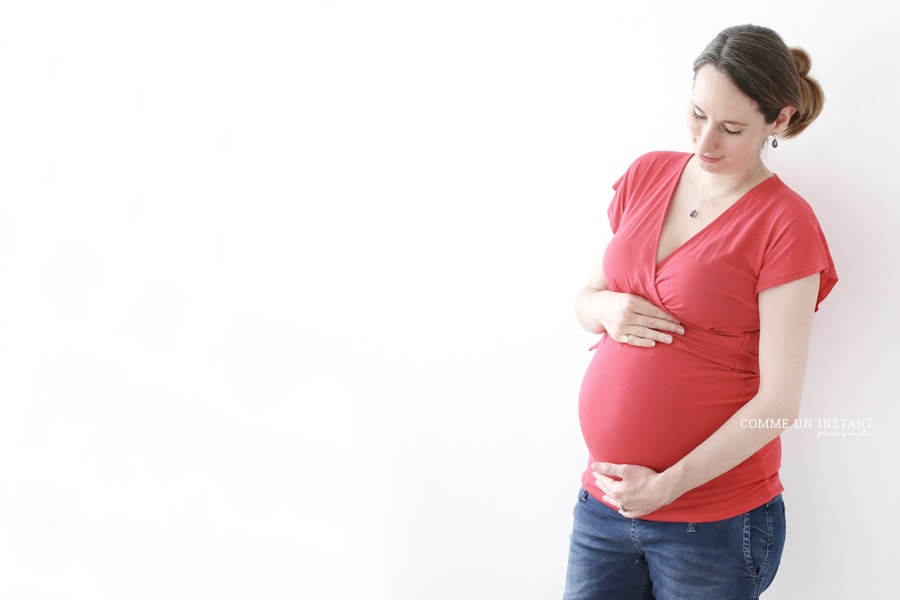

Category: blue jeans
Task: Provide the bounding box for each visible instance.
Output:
[563,488,785,600]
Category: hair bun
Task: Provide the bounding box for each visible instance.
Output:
[784,46,824,137]
[789,47,812,77]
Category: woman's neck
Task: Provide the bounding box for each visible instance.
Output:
[693,158,770,199]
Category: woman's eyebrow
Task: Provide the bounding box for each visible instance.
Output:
[691,102,749,127]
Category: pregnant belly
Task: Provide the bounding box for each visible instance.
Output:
[578,335,759,471]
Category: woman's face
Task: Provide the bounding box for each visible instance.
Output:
[687,65,782,176]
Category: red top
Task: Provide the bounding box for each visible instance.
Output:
[579,151,838,522]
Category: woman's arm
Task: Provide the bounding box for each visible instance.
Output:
[594,273,821,516]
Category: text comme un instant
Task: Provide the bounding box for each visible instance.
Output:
[740,418,874,430]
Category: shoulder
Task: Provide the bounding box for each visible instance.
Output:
[626,151,692,174]
[756,176,822,224]
[614,151,691,191]
[748,176,832,259]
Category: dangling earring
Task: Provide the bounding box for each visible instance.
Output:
[771,136,779,149]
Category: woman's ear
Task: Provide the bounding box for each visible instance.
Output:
[771,106,798,135]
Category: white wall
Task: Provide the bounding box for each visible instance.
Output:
[1,1,896,598]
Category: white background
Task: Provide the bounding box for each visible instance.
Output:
[1,1,897,598]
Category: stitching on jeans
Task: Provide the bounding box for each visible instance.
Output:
[756,502,774,597]
[759,502,774,590]
[749,504,772,599]
[742,512,755,578]
[630,519,643,552]
[743,502,777,599]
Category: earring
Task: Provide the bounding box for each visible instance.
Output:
[771,136,779,148]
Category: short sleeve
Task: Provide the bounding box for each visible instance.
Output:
[755,199,838,311]
[606,151,686,234]
[606,169,632,234]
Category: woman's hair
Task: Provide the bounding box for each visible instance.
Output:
[693,24,824,138]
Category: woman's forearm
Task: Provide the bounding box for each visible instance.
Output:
[660,274,818,503]
[660,390,800,502]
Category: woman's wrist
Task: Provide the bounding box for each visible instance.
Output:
[657,463,688,506]
[577,288,610,334]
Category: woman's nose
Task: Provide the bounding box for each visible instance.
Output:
[696,126,718,153]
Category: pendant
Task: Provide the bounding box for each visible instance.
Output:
[689,209,698,218]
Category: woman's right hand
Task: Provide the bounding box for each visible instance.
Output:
[584,290,684,348]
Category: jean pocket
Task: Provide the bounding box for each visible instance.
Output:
[741,495,786,582]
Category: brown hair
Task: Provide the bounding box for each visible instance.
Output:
[693,24,824,138]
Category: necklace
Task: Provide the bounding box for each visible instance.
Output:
[689,166,768,218]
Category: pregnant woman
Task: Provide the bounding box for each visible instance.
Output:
[563,24,838,600]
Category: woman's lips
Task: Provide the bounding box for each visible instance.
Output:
[699,154,721,164]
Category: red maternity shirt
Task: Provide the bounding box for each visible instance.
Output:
[579,151,837,522]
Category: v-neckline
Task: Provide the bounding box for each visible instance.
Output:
[654,155,774,269]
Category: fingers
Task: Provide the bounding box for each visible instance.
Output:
[594,465,634,515]
[592,462,625,478]
[613,296,685,346]
[645,316,685,335]
[601,494,627,510]
[599,292,685,347]
[618,328,663,347]
[635,309,684,337]
[616,316,685,347]
[629,297,681,326]
[617,325,679,347]
[593,463,664,518]
[599,480,639,517]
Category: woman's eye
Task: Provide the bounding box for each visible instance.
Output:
[692,110,741,135]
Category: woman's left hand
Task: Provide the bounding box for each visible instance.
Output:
[592,462,677,519]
